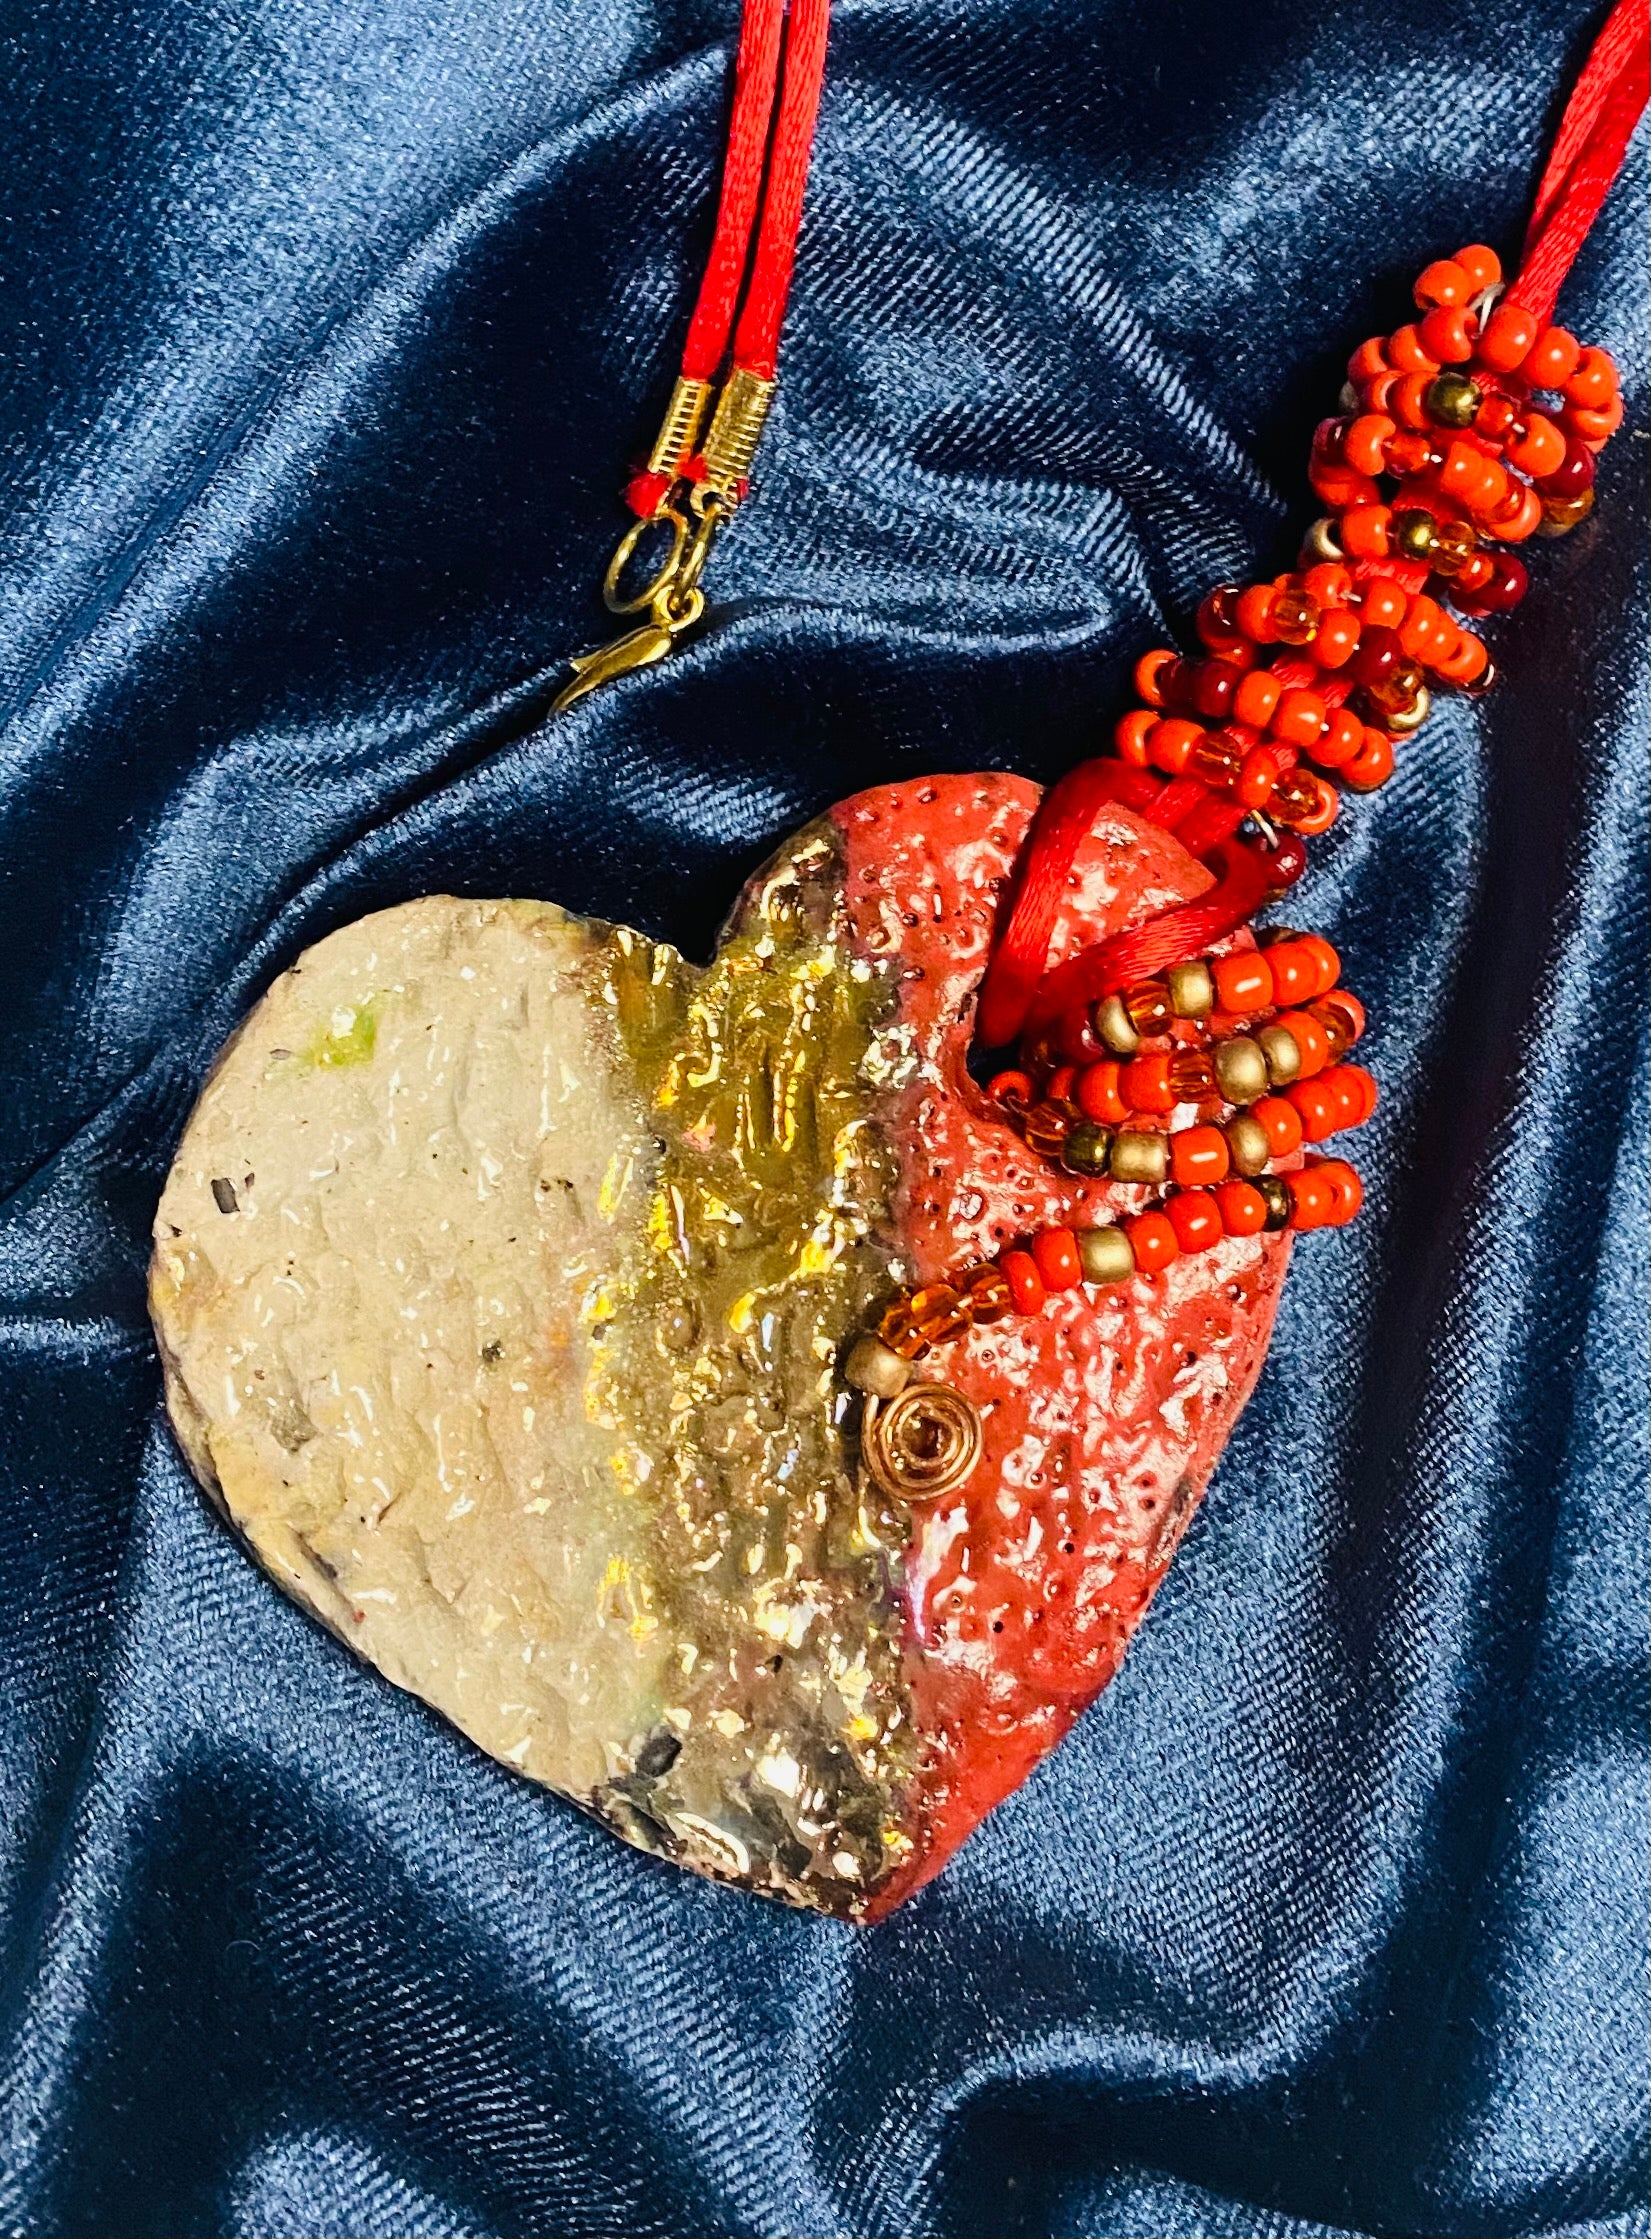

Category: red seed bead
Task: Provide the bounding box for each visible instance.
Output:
[1344,413,1395,474]
[1236,585,1280,643]
[1523,326,1581,389]
[1056,1006,1104,1064]
[1191,659,1244,719]
[1419,305,1475,364]
[1272,687,1327,750]
[1339,1063,1379,1124]
[1284,1076,1342,1142]
[1254,1095,1305,1158]
[1166,1190,1223,1254]
[1115,708,1157,765]
[1196,586,1248,657]
[1215,1178,1269,1237]
[1213,951,1274,1014]
[1505,412,1566,479]
[1478,301,1539,372]
[1265,941,1319,1007]
[1047,1063,1079,1104]
[1349,336,1391,383]
[1565,394,1624,444]
[1076,1061,1128,1126]
[1341,504,1391,559]
[1031,1226,1083,1292]
[1539,436,1596,499]
[1148,717,1205,776]
[1135,649,1176,706]
[1234,669,1283,729]
[1126,1210,1179,1276]
[1343,730,1396,791]
[1297,933,1340,994]
[1414,258,1471,309]
[1287,1166,1339,1230]
[1454,243,1502,291]
[989,1069,1033,1109]
[1171,1124,1231,1188]
[1313,706,1364,768]
[1236,744,1288,809]
[1361,577,1410,629]
[1001,1249,1046,1316]
[1351,623,1404,689]
[1303,561,1353,608]
[1311,1157,1365,1225]
[1122,1053,1176,1114]
[1314,609,1361,668]
[1389,323,1440,373]
[1564,346,1618,409]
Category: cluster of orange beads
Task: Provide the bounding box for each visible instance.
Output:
[1112,241,1622,834]
[848,247,1622,1393]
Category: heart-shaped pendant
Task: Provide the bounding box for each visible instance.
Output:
[151,774,1286,1917]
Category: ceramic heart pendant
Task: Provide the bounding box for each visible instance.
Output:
[150,774,1290,1917]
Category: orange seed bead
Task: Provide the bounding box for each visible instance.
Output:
[1264,941,1319,1007]
[1213,951,1274,1014]
[1278,1009,1331,1076]
[1254,1095,1305,1158]
[1115,708,1157,765]
[1478,301,1539,372]
[1000,1250,1046,1316]
[1414,258,1470,309]
[1170,1124,1231,1188]
[1167,1191,1224,1254]
[1121,1053,1175,1114]
[1215,1178,1269,1236]
[1453,243,1502,291]
[1076,1062,1128,1125]
[1284,1077,1342,1142]
[1126,1210,1179,1276]
[1234,669,1284,728]
[1287,1167,1339,1230]
[1030,1227,1083,1293]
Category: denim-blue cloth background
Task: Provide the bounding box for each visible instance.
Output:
[0,0,1645,2230]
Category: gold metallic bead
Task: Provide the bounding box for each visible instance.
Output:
[1077,1224,1136,1284]
[1224,1111,1272,1176]
[1256,1174,1293,1231]
[1257,1023,1302,1086]
[1092,995,1140,1056]
[1392,507,1436,560]
[1385,684,1431,735]
[1109,1129,1169,1185]
[844,1334,912,1399]
[1303,515,1345,563]
[1166,960,1215,1019]
[1062,1120,1114,1177]
[1425,371,1482,429]
[1212,1034,1269,1105]
[861,1382,983,1501]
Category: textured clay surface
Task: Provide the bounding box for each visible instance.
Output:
[151,773,1287,1916]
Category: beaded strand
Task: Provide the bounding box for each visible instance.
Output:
[846,241,1624,1419]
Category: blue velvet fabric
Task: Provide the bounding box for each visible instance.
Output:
[0,0,1645,2231]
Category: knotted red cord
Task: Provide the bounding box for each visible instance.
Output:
[1510,0,1649,330]
[626,0,831,515]
[975,3,1646,1053]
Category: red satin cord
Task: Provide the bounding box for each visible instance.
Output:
[680,0,785,384]
[1510,0,1649,330]
[976,3,1645,1054]
[734,0,832,380]
[1021,839,1282,1035]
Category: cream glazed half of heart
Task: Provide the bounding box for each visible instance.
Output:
[151,773,1287,1919]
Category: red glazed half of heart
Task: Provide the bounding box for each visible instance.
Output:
[828,773,1288,1919]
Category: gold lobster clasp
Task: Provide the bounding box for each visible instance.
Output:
[554,489,728,714]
